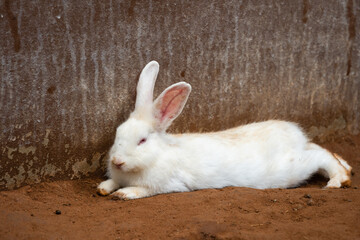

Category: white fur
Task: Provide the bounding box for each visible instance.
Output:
[97,61,352,199]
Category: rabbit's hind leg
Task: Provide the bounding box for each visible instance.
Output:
[305,143,351,189]
[326,153,352,188]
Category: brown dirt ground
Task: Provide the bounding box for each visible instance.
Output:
[1,135,360,240]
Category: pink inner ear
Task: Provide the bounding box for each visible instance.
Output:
[159,87,186,122]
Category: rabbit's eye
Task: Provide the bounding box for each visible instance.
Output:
[138,138,147,145]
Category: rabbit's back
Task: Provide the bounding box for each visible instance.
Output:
[167,120,310,189]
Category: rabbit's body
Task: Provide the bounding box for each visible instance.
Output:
[97,61,352,200]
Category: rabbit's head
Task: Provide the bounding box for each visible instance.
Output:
[109,61,191,173]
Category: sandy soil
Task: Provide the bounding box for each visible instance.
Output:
[0,135,359,240]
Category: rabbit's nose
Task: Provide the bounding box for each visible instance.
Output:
[111,157,125,169]
[113,162,124,169]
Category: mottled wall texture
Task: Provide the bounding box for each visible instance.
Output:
[1,0,359,190]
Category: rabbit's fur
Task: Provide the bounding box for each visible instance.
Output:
[97,61,352,200]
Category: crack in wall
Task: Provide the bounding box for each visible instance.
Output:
[4,0,21,52]
[346,0,356,76]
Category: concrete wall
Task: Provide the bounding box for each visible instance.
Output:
[1,0,359,190]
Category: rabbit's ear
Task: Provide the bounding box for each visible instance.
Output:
[135,61,159,112]
[153,82,191,132]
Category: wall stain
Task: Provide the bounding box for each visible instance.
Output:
[6,147,17,160]
[71,152,103,178]
[42,129,51,147]
[302,0,309,24]
[308,116,347,142]
[47,86,56,95]
[128,0,137,18]
[18,145,36,155]
[346,0,355,76]
[4,0,21,52]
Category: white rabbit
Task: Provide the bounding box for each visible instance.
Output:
[97,61,352,200]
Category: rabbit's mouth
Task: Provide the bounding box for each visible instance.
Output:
[112,161,142,173]
[111,161,125,170]
[112,161,125,170]
[111,156,126,170]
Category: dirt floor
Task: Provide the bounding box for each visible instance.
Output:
[0,135,359,240]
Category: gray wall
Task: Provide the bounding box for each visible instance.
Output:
[1,0,359,190]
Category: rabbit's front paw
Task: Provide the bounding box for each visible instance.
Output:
[97,188,110,196]
[97,179,119,196]
[111,187,150,200]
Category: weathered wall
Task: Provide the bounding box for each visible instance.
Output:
[1,0,359,190]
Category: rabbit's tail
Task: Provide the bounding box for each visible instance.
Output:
[304,143,352,188]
